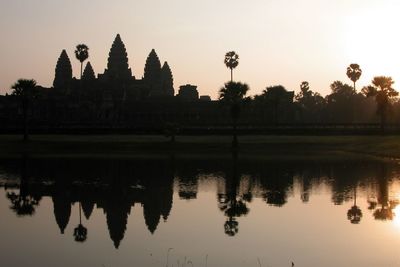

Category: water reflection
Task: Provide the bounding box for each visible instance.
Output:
[218,151,250,236]
[1,155,400,250]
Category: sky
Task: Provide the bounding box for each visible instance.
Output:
[1,0,400,99]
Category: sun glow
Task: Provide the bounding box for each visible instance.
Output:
[343,2,400,88]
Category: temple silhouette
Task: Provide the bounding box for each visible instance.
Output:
[55,34,176,99]
[3,34,400,133]
[46,34,212,124]
[0,34,301,133]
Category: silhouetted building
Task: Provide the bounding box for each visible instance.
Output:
[99,34,133,82]
[200,95,211,101]
[82,62,96,81]
[53,49,73,90]
[177,84,199,101]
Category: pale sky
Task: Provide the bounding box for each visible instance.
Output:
[1,0,399,99]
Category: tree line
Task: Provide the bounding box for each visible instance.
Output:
[220,52,399,146]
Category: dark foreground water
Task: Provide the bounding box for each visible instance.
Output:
[1,154,400,267]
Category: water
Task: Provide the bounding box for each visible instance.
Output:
[1,155,400,267]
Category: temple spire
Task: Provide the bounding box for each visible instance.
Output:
[103,34,132,81]
[161,61,174,96]
[143,49,163,96]
[82,62,96,81]
[144,49,161,84]
[53,49,72,89]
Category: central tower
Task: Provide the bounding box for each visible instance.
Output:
[102,34,133,82]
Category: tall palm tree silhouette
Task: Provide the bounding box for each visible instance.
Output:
[75,44,89,80]
[219,82,249,148]
[346,64,362,91]
[224,51,239,82]
[11,79,38,141]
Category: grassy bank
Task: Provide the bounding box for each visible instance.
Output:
[1,134,400,159]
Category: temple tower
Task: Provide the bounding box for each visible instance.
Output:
[53,49,73,89]
[161,62,174,96]
[144,49,162,94]
[102,34,132,81]
[82,62,96,81]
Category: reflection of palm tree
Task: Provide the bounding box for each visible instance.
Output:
[224,217,239,236]
[73,202,88,242]
[6,192,39,216]
[373,204,395,220]
[6,154,40,216]
[218,151,250,236]
[347,187,362,224]
[372,164,398,221]
[224,51,239,82]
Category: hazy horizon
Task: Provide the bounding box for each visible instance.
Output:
[1,0,399,99]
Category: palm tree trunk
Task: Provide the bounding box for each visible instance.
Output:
[381,109,386,135]
[22,99,28,142]
[232,118,238,148]
[79,62,83,102]
[274,102,278,126]
[230,68,233,83]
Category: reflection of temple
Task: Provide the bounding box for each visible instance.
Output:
[177,165,199,200]
[2,157,400,247]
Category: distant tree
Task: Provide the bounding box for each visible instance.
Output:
[75,44,89,80]
[346,64,362,91]
[295,81,325,123]
[261,85,291,125]
[362,76,399,133]
[298,81,311,98]
[219,82,249,148]
[329,81,355,97]
[11,79,38,141]
[224,51,239,82]
[326,81,357,123]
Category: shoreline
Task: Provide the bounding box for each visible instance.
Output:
[0,134,399,160]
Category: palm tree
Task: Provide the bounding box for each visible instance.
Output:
[219,82,249,148]
[224,51,239,82]
[346,64,362,91]
[362,76,398,133]
[75,44,89,80]
[11,79,37,141]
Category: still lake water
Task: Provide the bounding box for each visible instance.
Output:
[1,155,400,267]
